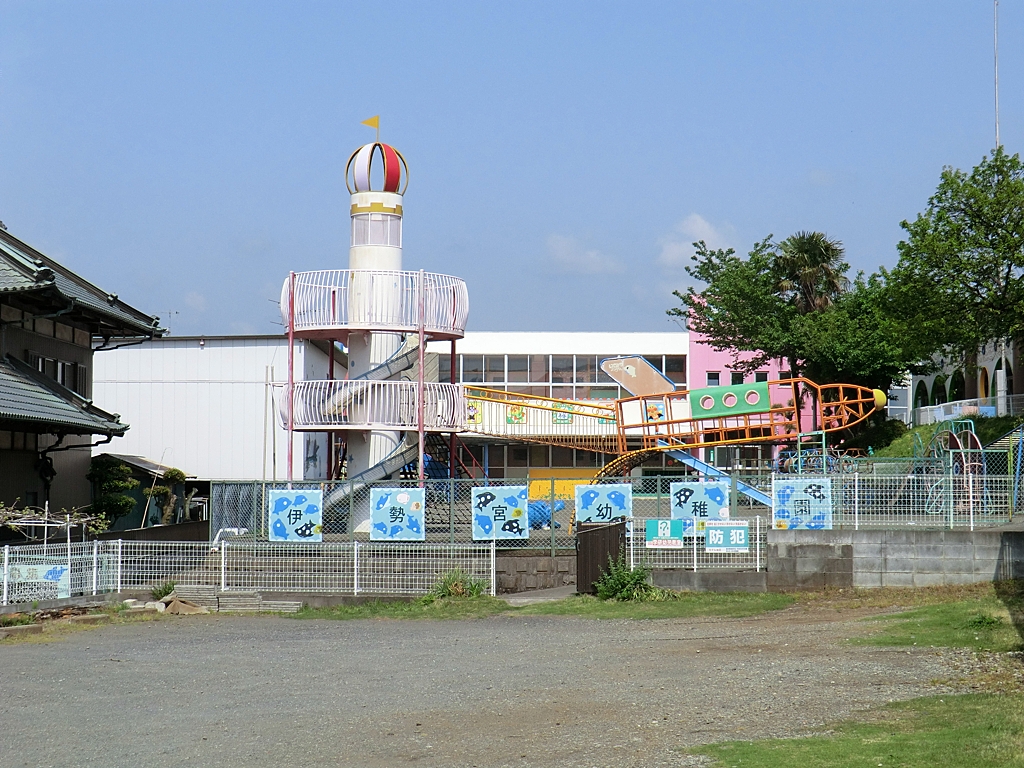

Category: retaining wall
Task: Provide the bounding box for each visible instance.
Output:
[495,550,576,593]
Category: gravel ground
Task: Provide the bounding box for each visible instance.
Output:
[0,607,957,768]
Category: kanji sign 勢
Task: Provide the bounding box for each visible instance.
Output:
[370,488,426,541]
[472,486,530,540]
[670,481,729,538]
[268,490,323,542]
[704,521,749,553]
[574,484,632,524]
[772,477,833,530]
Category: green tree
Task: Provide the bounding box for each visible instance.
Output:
[890,146,1024,356]
[775,231,850,314]
[86,456,139,531]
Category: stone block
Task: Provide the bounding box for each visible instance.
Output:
[557,562,569,572]
[2,623,42,637]
[536,561,549,573]
[853,555,885,574]
[69,614,111,625]
[852,541,883,559]
[944,571,980,585]
[883,557,915,573]
[915,544,945,559]
[881,571,915,588]
[852,530,885,545]
[883,530,915,545]
[516,561,528,573]
[853,571,882,588]
[823,570,853,589]
[912,572,948,588]
[973,560,999,577]
[883,544,917,560]
[943,545,976,561]
[912,557,946,576]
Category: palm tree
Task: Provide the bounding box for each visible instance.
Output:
[774,231,850,315]
[773,231,850,434]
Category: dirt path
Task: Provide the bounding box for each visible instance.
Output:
[0,606,954,768]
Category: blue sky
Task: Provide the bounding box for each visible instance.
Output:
[0,1,1017,335]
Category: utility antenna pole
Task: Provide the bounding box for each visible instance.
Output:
[995,0,1001,148]
[165,309,179,335]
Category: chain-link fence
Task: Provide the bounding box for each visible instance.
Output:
[627,517,767,571]
[1,540,494,606]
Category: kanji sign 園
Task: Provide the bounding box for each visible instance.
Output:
[669,481,729,537]
[574,484,632,523]
[268,490,323,542]
[472,486,529,540]
[645,519,685,548]
[772,477,833,530]
[704,521,749,553]
[370,488,426,541]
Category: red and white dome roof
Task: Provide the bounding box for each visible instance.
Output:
[345,142,409,195]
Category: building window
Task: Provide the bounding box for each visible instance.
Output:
[755,371,769,382]
[575,355,598,382]
[508,447,528,467]
[596,356,616,383]
[664,355,686,385]
[551,447,574,467]
[485,355,504,383]
[529,355,549,383]
[706,371,720,387]
[462,355,483,383]
[551,355,573,383]
[438,354,452,383]
[731,371,744,386]
[644,355,663,375]
[507,355,529,382]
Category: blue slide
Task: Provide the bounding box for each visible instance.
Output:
[664,448,773,507]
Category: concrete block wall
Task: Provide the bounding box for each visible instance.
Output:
[495,550,576,593]
[767,529,1024,590]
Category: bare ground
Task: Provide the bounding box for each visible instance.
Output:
[0,605,959,768]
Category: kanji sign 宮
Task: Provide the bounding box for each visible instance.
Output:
[704,521,749,553]
[574,484,632,524]
[268,490,323,542]
[472,486,529,540]
[669,481,729,537]
[370,488,426,541]
[772,477,833,530]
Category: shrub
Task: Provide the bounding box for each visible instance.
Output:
[151,580,177,601]
[965,612,1003,630]
[423,569,487,602]
[594,555,675,602]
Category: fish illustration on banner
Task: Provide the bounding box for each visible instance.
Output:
[472,486,529,540]
[370,488,426,541]
[669,481,729,537]
[268,489,323,542]
[772,477,833,530]
[574,483,632,523]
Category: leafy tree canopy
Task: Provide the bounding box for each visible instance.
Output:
[890,146,1024,355]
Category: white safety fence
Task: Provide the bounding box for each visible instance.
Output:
[828,473,1016,530]
[627,517,766,572]
[1,540,495,607]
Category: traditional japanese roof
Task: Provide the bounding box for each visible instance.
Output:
[0,354,127,436]
[0,229,163,340]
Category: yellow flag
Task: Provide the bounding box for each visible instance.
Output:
[361,115,379,130]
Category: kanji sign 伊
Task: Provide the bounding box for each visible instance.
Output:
[268,490,323,542]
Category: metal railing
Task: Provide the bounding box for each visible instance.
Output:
[913,394,1024,426]
[1,540,495,606]
[283,269,469,340]
[627,516,766,572]
[275,380,466,431]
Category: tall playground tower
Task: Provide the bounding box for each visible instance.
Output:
[280,140,469,530]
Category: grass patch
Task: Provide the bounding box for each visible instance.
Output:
[515,591,794,619]
[690,694,1024,768]
[294,596,512,621]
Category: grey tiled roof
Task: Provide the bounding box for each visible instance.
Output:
[0,230,163,338]
[0,355,127,436]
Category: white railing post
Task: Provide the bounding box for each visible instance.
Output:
[220,541,227,592]
[755,516,761,572]
[2,545,9,606]
[693,524,698,573]
[91,541,98,596]
[353,541,359,595]
[854,472,860,530]
[116,540,123,594]
[490,540,496,597]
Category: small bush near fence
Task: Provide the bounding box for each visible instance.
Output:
[422,568,487,603]
[594,556,676,602]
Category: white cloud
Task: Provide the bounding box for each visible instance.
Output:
[184,291,207,313]
[546,234,624,275]
[657,213,734,269]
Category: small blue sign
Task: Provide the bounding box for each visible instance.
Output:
[268,489,323,542]
[472,486,530,540]
[705,521,749,553]
[670,481,729,537]
[575,483,632,523]
[645,519,685,548]
[772,477,833,530]
[370,488,426,541]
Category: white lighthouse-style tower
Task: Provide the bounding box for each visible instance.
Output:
[279,135,469,532]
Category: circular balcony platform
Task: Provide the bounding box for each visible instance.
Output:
[276,380,466,432]
[281,270,468,341]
